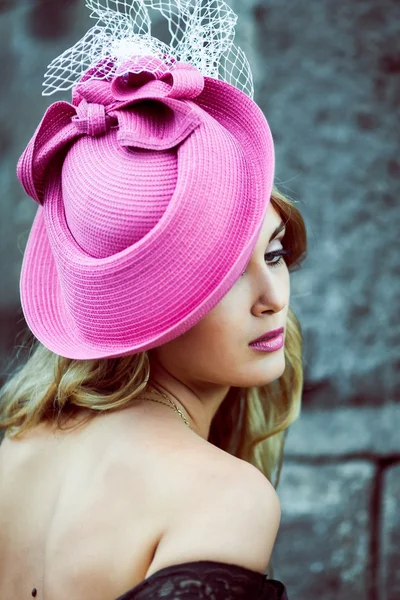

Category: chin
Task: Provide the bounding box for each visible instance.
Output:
[236,352,286,388]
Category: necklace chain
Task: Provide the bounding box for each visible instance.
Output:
[140,384,193,431]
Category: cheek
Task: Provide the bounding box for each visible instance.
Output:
[276,263,290,304]
[155,299,246,378]
[284,272,290,304]
[198,294,248,349]
[181,311,242,359]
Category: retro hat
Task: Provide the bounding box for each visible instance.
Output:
[17,0,274,359]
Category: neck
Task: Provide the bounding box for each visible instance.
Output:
[147,355,230,440]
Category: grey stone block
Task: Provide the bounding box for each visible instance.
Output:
[380,465,400,600]
[271,461,375,600]
[284,405,400,458]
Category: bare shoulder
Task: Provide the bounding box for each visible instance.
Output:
[146,446,281,578]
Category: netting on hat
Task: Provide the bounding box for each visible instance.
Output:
[43,0,254,98]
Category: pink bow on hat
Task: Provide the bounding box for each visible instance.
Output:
[18,57,205,205]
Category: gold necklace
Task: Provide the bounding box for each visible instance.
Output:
[139,384,193,431]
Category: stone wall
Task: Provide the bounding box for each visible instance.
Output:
[271,405,400,599]
[0,1,398,599]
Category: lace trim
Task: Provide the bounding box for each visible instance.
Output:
[115,560,289,599]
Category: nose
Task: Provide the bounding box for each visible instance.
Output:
[250,267,289,317]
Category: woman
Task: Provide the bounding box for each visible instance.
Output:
[0,1,306,598]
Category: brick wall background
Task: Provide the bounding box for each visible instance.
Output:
[0,1,399,599]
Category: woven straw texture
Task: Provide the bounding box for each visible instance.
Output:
[18,59,274,358]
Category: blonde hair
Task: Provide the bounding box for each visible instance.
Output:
[0,186,307,492]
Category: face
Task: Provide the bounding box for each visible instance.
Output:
[152,202,290,390]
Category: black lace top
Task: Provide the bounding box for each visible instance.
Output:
[115,561,289,599]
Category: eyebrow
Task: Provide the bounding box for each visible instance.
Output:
[269,220,286,241]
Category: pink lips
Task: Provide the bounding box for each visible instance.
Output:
[249,327,284,353]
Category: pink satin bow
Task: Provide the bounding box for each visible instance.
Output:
[17,57,205,205]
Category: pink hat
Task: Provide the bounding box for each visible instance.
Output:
[17,55,274,359]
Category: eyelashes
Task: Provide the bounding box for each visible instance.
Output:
[264,248,291,268]
[240,248,292,277]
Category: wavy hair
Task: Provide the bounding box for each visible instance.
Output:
[0,186,307,493]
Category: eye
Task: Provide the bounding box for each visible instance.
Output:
[264,248,291,268]
[239,247,292,277]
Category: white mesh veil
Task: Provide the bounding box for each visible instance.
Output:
[43,0,254,99]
